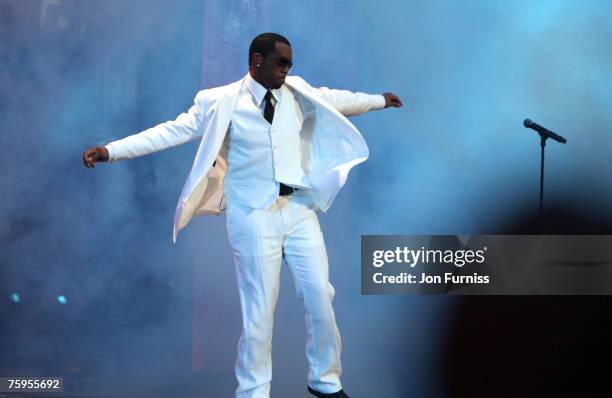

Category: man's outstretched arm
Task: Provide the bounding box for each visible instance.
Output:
[82,90,211,168]
[316,86,403,116]
[291,76,402,115]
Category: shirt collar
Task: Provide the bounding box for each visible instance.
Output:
[245,72,279,106]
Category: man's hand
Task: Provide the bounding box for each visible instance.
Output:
[82,146,109,168]
[383,92,403,108]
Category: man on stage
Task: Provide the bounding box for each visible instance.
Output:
[83,32,402,398]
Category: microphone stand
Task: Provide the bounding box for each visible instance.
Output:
[523,119,566,216]
[539,134,547,216]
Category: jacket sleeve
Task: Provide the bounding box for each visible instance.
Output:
[315,86,386,116]
[104,90,211,162]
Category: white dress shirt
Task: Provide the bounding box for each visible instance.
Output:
[223,73,313,210]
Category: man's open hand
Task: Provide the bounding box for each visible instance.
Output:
[82,146,109,168]
[383,92,403,108]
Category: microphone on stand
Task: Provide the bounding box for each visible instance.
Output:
[522,118,568,216]
[523,119,567,144]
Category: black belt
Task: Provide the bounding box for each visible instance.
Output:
[279,183,297,196]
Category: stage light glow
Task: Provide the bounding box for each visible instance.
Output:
[10,293,21,303]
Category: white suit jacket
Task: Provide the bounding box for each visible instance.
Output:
[105,74,385,243]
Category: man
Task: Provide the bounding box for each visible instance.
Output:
[83,32,402,398]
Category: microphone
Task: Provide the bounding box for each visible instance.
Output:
[523,119,567,143]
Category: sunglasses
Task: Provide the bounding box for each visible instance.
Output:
[264,55,293,70]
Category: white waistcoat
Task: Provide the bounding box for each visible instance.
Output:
[224,78,312,210]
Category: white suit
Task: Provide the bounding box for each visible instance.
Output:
[104,74,384,242]
[105,74,385,397]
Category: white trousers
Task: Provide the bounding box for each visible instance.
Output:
[226,191,343,398]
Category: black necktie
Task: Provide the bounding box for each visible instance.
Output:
[263,90,295,196]
[264,90,275,124]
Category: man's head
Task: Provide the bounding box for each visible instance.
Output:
[248,32,292,89]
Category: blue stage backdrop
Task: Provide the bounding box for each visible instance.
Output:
[1,1,611,397]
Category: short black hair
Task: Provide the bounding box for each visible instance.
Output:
[248,32,291,66]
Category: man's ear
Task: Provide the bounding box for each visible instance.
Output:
[251,52,263,67]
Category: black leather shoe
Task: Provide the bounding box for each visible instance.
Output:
[307,385,349,398]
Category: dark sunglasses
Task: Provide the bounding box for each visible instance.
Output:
[264,55,293,70]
